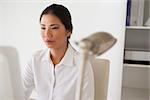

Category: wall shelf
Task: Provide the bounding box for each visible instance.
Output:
[125,48,149,52]
[122,0,150,99]
[126,26,150,30]
[124,63,150,68]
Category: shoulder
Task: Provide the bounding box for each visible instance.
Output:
[69,44,80,59]
[26,49,49,64]
[32,49,48,59]
[70,44,92,67]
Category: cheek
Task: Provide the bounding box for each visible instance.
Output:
[41,33,45,41]
[55,33,68,42]
[40,30,44,37]
[40,33,43,38]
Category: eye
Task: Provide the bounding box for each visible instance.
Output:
[51,26,59,29]
[41,27,45,30]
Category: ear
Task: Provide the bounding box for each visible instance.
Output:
[66,30,71,37]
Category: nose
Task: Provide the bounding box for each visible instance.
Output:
[44,28,53,38]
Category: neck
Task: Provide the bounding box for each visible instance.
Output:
[50,43,68,66]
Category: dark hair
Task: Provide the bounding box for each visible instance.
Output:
[39,4,73,33]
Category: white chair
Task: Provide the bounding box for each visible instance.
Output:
[91,58,110,100]
[0,46,24,100]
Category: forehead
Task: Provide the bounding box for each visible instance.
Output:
[40,14,63,25]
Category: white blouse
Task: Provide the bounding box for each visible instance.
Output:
[22,44,94,100]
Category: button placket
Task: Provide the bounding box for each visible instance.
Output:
[47,61,55,100]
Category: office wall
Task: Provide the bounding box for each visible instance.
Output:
[0,4,3,44]
[0,0,127,100]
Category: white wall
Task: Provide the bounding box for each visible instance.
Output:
[0,2,48,66]
[0,0,127,100]
[0,4,3,44]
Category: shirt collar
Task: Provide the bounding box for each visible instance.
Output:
[42,43,75,67]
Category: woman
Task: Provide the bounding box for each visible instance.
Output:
[22,4,94,100]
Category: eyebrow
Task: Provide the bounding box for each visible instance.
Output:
[40,24,60,27]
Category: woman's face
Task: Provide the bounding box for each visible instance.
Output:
[40,14,71,49]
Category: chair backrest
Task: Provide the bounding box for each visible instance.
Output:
[0,46,24,100]
[91,58,110,100]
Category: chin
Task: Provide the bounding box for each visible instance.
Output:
[46,44,58,49]
[46,45,55,48]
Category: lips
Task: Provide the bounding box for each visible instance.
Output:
[45,40,54,43]
[45,39,55,44]
[46,40,54,42]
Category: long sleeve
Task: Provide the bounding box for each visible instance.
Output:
[22,60,35,100]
